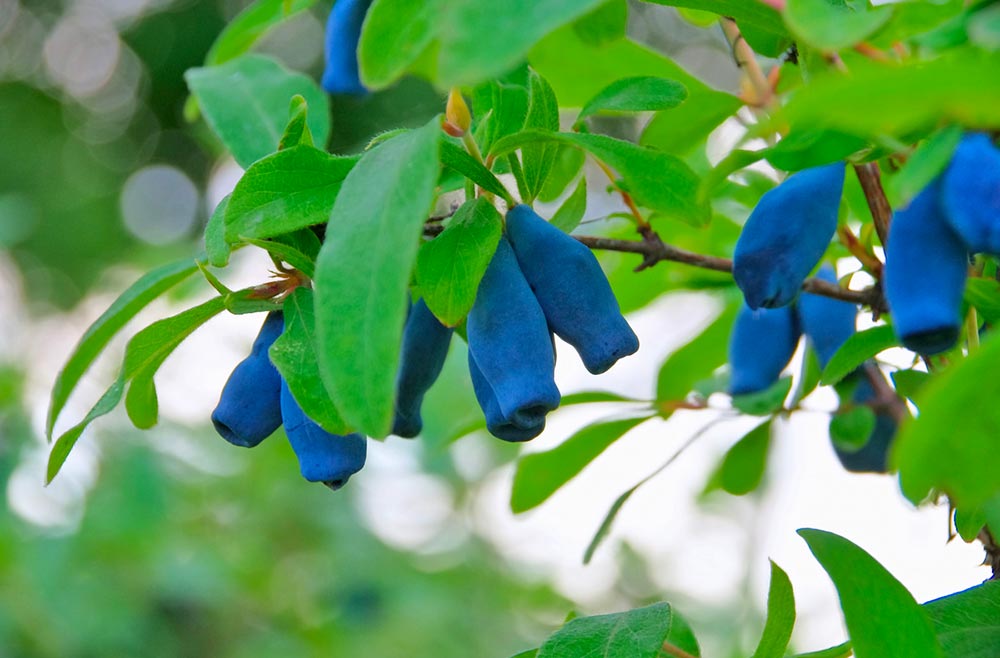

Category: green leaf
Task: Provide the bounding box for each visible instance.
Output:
[509,650,539,658]
[439,141,512,202]
[314,120,441,437]
[204,0,317,66]
[224,145,358,243]
[964,277,1000,323]
[537,602,685,658]
[890,369,930,401]
[790,642,852,658]
[641,89,742,155]
[895,330,1000,509]
[520,70,560,203]
[549,177,587,234]
[186,55,330,168]
[278,94,314,150]
[715,421,772,496]
[884,125,963,207]
[763,129,870,172]
[732,377,793,416]
[511,416,651,513]
[953,504,987,543]
[643,1,786,36]
[46,258,198,440]
[438,0,608,86]
[799,528,943,658]
[205,196,232,267]
[769,51,1000,141]
[358,0,441,89]
[124,374,158,430]
[829,405,877,451]
[269,288,351,434]
[48,377,126,483]
[472,75,530,157]
[416,198,503,327]
[559,391,645,406]
[244,237,317,279]
[750,561,796,658]
[657,299,739,404]
[969,3,1000,51]
[578,76,687,121]
[924,580,1000,657]
[821,325,897,386]
[48,297,226,481]
[492,130,709,225]
[538,145,586,203]
[573,0,628,46]
[784,0,894,51]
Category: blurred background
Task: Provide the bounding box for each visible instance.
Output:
[0,1,991,656]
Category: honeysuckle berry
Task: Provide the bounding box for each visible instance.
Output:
[392,298,453,438]
[321,0,371,96]
[796,265,857,369]
[941,132,1000,255]
[728,302,801,396]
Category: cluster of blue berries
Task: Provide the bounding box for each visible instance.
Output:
[727,163,895,472]
[885,133,1000,355]
[468,205,639,442]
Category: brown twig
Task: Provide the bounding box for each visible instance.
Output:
[720,17,774,109]
[662,641,700,658]
[853,163,893,247]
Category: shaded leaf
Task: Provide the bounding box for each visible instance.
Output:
[205,0,316,66]
[577,76,687,121]
[821,325,897,386]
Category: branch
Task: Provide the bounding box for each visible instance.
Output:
[662,642,699,658]
[853,163,893,247]
[720,17,773,108]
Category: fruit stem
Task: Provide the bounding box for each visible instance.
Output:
[853,162,893,248]
[966,307,980,353]
[592,155,651,231]
[720,17,773,109]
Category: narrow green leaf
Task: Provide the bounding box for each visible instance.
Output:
[714,420,772,496]
[521,70,560,203]
[357,0,441,89]
[790,642,852,658]
[821,325,897,385]
[511,416,650,513]
[205,196,232,267]
[884,125,962,207]
[578,76,687,121]
[964,277,1000,323]
[438,0,608,86]
[244,238,316,279]
[751,561,796,658]
[314,119,441,437]
[47,258,197,439]
[799,528,943,658]
[583,486,637,565]
[225,145,358,243]
[278,94,314,150]
[492,130,709,225]
[895,330,1000,509]
[472,76,530,157]
[784,0,894,51]
[537,602,680,658]
[269,288,351,434]
[924,580,1000,658]
[732,377,793,416]
[657,299,739,403]
[560,390,645,406]
[509,650,538,658]
[186,55,330,168]
[440,141,513,203]
[416,198,503,327]
[549,177,587,234]
[205,0,317,66]
[48,377,126,483]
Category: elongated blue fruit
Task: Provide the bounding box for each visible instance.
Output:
[467,237,560,436]
[941,132,1000,254]
[733,163,846,309]
[505,204,639,374]
[468,351,546,442]
[393,298,454,438]
[211,311,284,447]
[885,179,968,355]
[280,380,366,488]
[728,303,801,396]
[796,265,857,369]
[833,374,894,474]
[321,0,372,95]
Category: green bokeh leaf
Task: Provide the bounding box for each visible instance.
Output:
[416,198,503,327]
[784,0,893,51]
[709,420,772,496]
[186,55,330,167]
[314,120,441,437]
[204,0,316,66]
[799,528,943,658]
[549,177,587,234]
[358,0,441,89]
[656,299,738,404]
[829,404,877,451]
[884,125,962,208]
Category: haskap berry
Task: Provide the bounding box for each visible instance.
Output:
[211,311,284,448]
[796,265,857,369]
[505,204,639,374]
[393,298,453,438]
[728,302,801,396]
[733,163,846,310]
[468,350,547,442]
[280,380,367,489]
[884,179,969,355]
[466,236,560,441]
[321,0,372,96]
[941,132,1000,255]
